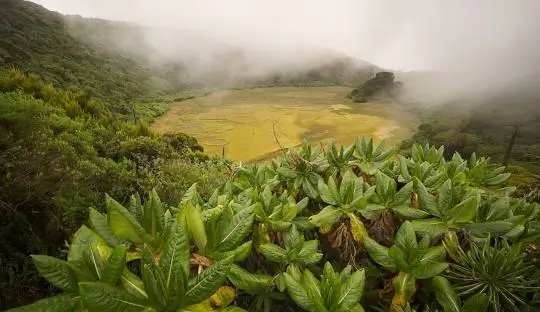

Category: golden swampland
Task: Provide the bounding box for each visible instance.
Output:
[153,87,410,162]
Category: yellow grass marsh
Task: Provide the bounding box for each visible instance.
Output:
[153,87,411,162]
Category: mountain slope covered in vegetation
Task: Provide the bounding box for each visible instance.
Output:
[1,0,378,103]
[0,0,166,101]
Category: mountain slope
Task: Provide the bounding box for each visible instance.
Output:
[2,0,379,100]
[0,0,165,101]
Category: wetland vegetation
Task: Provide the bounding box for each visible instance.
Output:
[153,87,413,161]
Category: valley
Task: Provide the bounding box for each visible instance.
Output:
[153,86,413,161]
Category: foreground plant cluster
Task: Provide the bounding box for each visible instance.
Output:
[10,138,540,312]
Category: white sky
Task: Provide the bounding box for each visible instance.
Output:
[32,0,540,72]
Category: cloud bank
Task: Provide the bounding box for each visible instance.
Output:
[32,0,540,102]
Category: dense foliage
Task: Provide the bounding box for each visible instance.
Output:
[0,0,172,102]
[7,138,540,311]
[402,90,540,200]
[347,72,403,103]
[0,68,230,309]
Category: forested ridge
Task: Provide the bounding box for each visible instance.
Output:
[1,0,539,311]
[0,0,164,101]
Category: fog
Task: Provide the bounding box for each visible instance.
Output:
[33,0,540,103]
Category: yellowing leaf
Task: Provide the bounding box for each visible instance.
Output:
[319,225,332,234]
[210,286,236,308]
[348,213,367,244]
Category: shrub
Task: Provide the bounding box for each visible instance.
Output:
[8,138,540,312]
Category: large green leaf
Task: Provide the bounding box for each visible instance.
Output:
[389,246,410,271]
[277,167,297,179]
[282,198,299,221]
[462,293,489,312]
[436,179,454,214]
[309,206,343,227]
[393,206,430,219]
[66,261,96,283]
[68,225,103,262]
[211,241,253,262]
[394,181,414,204]
[302,270,326,312]
[411,261,448,279]
[162,210,190,284]
[318,177,338,205]
[339,171,354,203]
[414,178,440,217]
[375,171,395,203]
[161,212,190,310]
[336,269,365,310]
[395,222,418,254]
[128,193,144,225]
[363,237,396,270]
[120,268,147,299]
[89,208,123,247]
[360,203,386,220]
[297,240,323,265]
[185,203,208,252]
[392,272,416,303]
[432,276,460,312]
[141,263,166,309]
[106,194,151,246]
[227,264,272,294]
[4,294,81,312]
[143,189,165,237]
[398,155,411,181]
[284,226,303,251]
[216,205,255,252]
[267,219,292,232]
[447,194,479,224]
[259,243,287,263]
[418,246,446,264]
[303,179,320,200]
[31,255,78,293]
[411,219,449,239]
[484,173,511,186]
[284,272,316,312]
[460,221,515,237]
[184,257,233,306]
[79,281,150,312]
[101,245,127,285]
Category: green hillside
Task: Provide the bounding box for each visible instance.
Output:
[0,0,166,102]
[1,0,377,101]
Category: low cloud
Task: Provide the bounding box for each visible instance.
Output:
[33,0,540,103]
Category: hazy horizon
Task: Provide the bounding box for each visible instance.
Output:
[31,0,540,71]
[29,0,540,104]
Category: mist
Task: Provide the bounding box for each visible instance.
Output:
[32,0,540,104]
